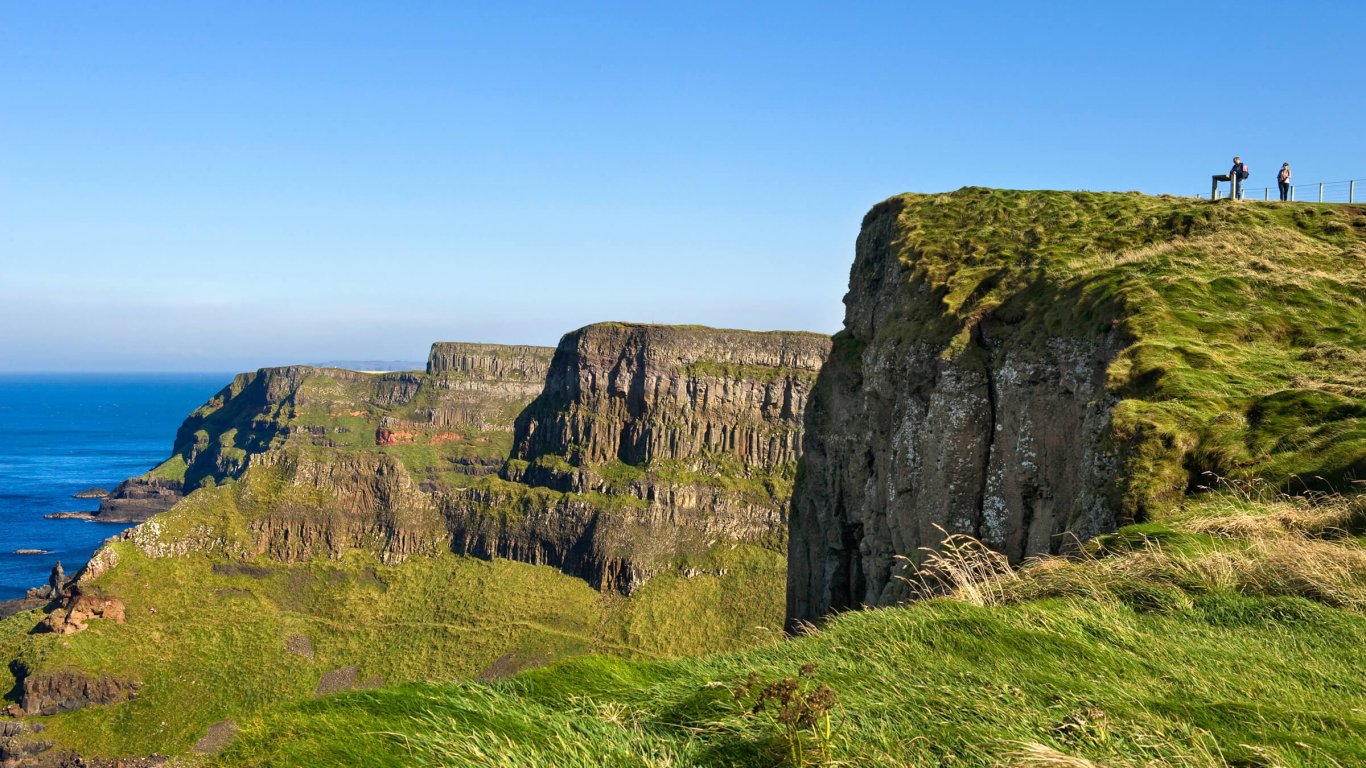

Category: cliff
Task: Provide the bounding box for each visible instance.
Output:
[446,323,831,591]
[85,328,827,588]
[788,189,1366,626]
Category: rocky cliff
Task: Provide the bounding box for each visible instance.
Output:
[84,329,829,590]
[788,189,1366,627]
[445,323,831,591]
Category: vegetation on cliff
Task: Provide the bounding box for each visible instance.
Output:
[874,188,1364,513]
[215,491,1366,767]
[790,188,1365,624]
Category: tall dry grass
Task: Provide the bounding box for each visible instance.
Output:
[898,495,1366,611]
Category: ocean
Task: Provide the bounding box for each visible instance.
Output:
[0,374,229,599]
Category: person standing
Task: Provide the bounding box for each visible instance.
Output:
[1278,163,1292,201]
[1230,156,1248,200]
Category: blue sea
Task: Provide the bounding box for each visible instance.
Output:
[0,374,229,599]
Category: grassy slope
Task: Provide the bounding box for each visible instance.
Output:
[874,189,1365,516]
[0,539,784,756]
[210,190,1366,767]
[216,494,1366,768]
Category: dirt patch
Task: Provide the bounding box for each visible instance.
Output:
[478,652,549,682]
[284,634,315,661]
[314,666,359,697]
[192,718,239,755]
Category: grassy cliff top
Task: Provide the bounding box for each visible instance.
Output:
[868,188,1365,513]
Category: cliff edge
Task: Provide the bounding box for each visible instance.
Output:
[788,189,1366,627]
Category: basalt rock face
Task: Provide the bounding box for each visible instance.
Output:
[75,344,550,575]
[92,477,184,522]
[18,669,140,716]
[89,329,829,593]
[787,193,1131,628]
[444,323,831,592]
[427,342,555,380]
[787,189,1366,628]
[511,324,829,477]
[161,350,549,490]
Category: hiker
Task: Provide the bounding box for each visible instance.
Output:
[1278,163,1292,200]
[1230,156,1248,200]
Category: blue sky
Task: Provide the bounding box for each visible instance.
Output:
[2,1,1362,371]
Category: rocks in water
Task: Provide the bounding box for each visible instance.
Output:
[92,478,184,523]
[71,488,110,500]
[48,480,185,523]
[0,597,46,621]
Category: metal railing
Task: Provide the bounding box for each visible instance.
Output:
[1205,176,1362,203]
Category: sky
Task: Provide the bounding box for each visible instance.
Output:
[2,1,1362,372]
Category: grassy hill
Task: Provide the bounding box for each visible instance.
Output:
[214,491,1366,767]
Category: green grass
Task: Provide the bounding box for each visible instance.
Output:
[873,189,1366,517]
[0,539,785,757]
[211,493,1366,767]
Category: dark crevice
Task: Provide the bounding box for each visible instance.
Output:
[971,322,998,544]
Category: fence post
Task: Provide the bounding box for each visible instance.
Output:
[1319,183,1324,203]
[1290,185,1295,201]
[1264,187,1269,201]
[1351,180,1356,204]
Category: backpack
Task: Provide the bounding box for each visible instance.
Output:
[1239,165,1250,180]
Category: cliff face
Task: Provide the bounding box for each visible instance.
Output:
[158,343,553,492]
[93,330,829,592]
[444,323,831,591]
[788,189,1366,628]
[511,323,828,476]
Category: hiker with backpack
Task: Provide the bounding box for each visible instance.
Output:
[1230,156,1249,200]
[1278,163,1292,200]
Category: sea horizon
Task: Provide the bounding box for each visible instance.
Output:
[0,372,230,599]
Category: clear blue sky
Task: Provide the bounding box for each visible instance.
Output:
[3,1,1362,371]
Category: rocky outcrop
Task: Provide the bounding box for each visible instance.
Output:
[91,478,184,523]
[427,342,554,380]
[787,194,1130,628]
[0,720,51,764]
[240,450,448,563]
[83,330,826,593]
[445,323,830,592]
[12,663,140,716]
[512,323,828,479]
[37,593,126,636]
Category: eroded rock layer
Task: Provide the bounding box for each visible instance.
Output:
[446,323,831,591]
